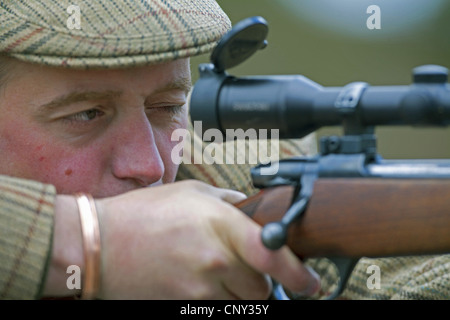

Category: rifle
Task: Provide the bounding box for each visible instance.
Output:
[189,16,450,299]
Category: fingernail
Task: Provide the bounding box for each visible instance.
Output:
[297,266,321,297]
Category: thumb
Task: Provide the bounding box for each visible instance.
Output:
[225,213,320,296]
[214,187,248,204]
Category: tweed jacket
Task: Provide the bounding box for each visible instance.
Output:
[0,175,55,299]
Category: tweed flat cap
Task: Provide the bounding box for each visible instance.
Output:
[0,0,231,68]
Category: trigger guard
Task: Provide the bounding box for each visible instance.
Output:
[271,281,291,300]
[327,257,359,300]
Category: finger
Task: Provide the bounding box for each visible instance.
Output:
[198,183,247,204]
[206,283,241,300]
[181,180,247,204]
[218,188,247,204]
[220,256,273,300]
[224,214,320,297]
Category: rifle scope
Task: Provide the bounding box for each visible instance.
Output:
[189,16,450,140]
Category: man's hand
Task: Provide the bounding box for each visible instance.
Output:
[96,180,320,299]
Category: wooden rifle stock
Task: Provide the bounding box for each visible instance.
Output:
[236,178,450,259]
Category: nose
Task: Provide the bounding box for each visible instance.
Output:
[110,112,164,187]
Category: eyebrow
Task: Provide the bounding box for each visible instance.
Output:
[38,77,192,112]
[38,90,122,112]
[152,77,192,95]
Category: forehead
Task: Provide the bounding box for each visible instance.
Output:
[4,58,191,98]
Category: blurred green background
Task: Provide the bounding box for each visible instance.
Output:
[190,0,450,159]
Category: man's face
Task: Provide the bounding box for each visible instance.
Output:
[0,58,191,198]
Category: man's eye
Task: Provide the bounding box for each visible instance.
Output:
[148,105,184,116]
[66,109,104,122]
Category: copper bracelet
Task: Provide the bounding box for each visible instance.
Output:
[75,193,101,300]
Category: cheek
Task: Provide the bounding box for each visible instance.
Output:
[1,132,105,193]
[0,110,108,192]
[0,124,55,179]
[156,122,186,183]
[37,146,109,194]
[159,132,180,183]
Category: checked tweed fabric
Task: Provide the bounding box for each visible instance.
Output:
[0,0,231,68]
[299,255,450,300]
[0,175,55,299]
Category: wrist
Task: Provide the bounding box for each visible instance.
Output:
[42,194,83,297]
